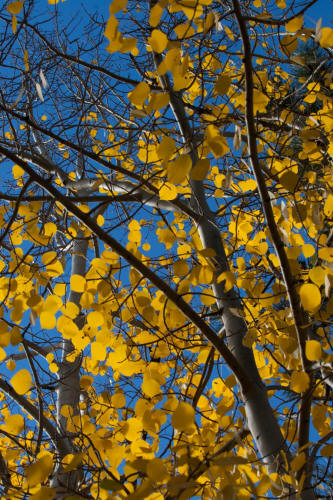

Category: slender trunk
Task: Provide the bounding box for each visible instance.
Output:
[154,37,291,473]
[51,231,88,495]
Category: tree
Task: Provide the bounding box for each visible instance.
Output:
[0,0,332,498]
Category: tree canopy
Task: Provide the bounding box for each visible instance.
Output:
[0,0,332,498]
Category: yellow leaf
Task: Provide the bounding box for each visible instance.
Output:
[286,16,303,32]
[167,154,192,184]
[109,0,127,15]
[12,164,25,179]
[111,391,126,408]
[305,340,322,362]
[148,29,168,53]
[7,1,24,15]
[60,405,73,418]
[149,2,163,27]
[324,194,333,217]
[91,342,106,360]
[70,274,86,293]
[122,417,142,441]
[299,283,321,313]
[42,252,57,266]
[128,82,150,107]
[242,328,257,348]
[26,453,54,487]
[62,452,84,472]
[104,15,118,42]
[290,371,310,393]
[12,15,17,34]
[7,360,16,371]
[40,311,56,330]
[43,222,57,238]
[174,23,195,39]
[29,486,55,500]
[148,92,169,111]
[204,125,229,157]
[290,452,306,472]
[280,35,298,56]
[146,458,169,482]
[157,136,176,163]
[253,89,269,112]
[159,182,178,200]
[142,374,160,398]
[5,414,24,434]
[80,375,93,390]
[191,159,210,181]
[87,311,104,328]
[11,369,31,395]
[224,26,234,40]
[238,179,257,192]
[197,265,214,285]
[172,401,195,431]
[318,247,333,262]
[214,75,231,95]
[0,347,6,361]
[217,271,236,292]
[321,443,333,457]
[308,267,326,287]
[302,244,315,258]
[10,327,22,346]
[128,219,140,231]
[319,27,333,48]
[44,295,62,314]
[173,259,189,276]
[200,290,216,306]
[24,49,29,71]
[61,301,79,319]
[46,259,64,277]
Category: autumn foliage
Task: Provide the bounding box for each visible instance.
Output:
[0,0,332,498]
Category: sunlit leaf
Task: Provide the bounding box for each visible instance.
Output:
[305,340,322,362]
[7,1,24,15]
[286,16,303,32]
[12,164,24,179]
[159,182,178,200]
[290,371,310,393]
[26,453,54,487]
[324,194,333,217]
[319,27,333,48]
[40,311,56,330]
[149,2,163,27]
[321,444,333,457]
[11,369,32,394]
[168,154,192,184]
[290,452,306,472]
[172,402,195,431]
[128,82,150,107]
[109,0,127,15]
[5,414,24,434]
[70,274,86,293]
[308,267,326,287]
[29,487,55,500]
[148,29,168,53]
[299,283,321,313]
[111,391,126,408]
[146,458,169,482]
[214,74,231,95]
[62,452,84,473]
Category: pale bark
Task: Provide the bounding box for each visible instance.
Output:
[149,44,290,476]
[51,231,88,494]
